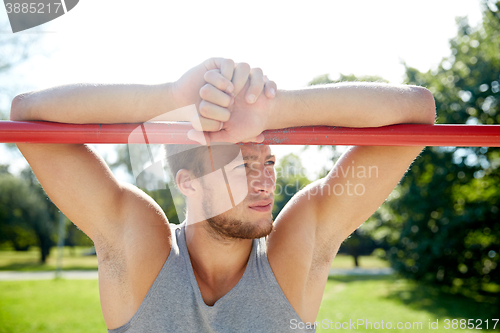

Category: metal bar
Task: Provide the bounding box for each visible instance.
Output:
[1,120,500,147]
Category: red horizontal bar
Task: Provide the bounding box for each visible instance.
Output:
[1,121,500,147]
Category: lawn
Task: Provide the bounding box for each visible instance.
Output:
[316,275,498,332]
[0,246,386,271]
[1,276,497,333]
[330,253,389,269]
[0,279,105,333]
[0,246,98,271]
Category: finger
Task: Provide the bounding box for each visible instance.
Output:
[199,84,233,108]
[203,57,235,82]
[220,58,235,81]
[246,67,265,104]
[199,100,231,122]
[204,70,234,94]
[190,113,225,132]
[264,78,277,99]
[231,62,251,96]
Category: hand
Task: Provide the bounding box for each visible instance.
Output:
[188,74,277,144]
[173,58,274,133]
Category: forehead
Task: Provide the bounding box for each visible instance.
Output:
[240,145,272,158]
[206,144,272,170]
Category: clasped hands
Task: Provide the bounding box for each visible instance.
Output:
[173,58,277,145]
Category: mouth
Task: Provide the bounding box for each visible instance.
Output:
[248,200,273,212]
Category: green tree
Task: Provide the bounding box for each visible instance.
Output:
[272,153,312,218]
[383,1,499,301]
[0,167,56,262]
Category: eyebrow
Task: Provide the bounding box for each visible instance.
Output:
[243,154,276,161]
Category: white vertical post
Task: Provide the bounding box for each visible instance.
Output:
[55,211,66,279]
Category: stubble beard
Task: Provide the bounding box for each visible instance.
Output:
[201,189,274,241]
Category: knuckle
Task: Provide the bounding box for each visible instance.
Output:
[205,119,219,131]
[221,96,232,108]
[251,77,265,87]
[199,102,210,117]
[203,70,214,82]
[224,58,235,67]
[203,71,210,82]
[252,67,263,75]
[237,62,251,72]
[198,118,210,131]
[199,84,212,99]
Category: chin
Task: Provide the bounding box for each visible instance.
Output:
[205,212,274,240]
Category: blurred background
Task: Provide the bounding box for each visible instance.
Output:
[0,0,499,332]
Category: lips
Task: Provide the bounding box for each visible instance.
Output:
[249,199,273,208]
[249,199,273,212]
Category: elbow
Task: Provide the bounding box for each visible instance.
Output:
[10,93,30,121]
[410,86,436,125]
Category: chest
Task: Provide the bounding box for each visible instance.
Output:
[192,266,246,306]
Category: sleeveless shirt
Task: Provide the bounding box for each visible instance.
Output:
[107,222,316,333]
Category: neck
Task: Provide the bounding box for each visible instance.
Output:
[184,218,253,289]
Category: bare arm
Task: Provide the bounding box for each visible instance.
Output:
[10,58,276,329]
[266,83,436,321]
[198,81,434,144]
[266,83,436,238]
[266,82,436,129]
[10,58,274,242]
[11,82,180,124]
[194,76,437,322]
[11,58,242,125]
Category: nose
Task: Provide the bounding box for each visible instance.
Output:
[249,165,276,194]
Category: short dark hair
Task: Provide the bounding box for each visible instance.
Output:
[164,143,242,188]
[164,144,209,186]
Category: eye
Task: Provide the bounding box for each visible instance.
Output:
[235,163,247,168]
[266,161,275,166]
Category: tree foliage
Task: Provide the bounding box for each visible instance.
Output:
[272,153,311,218]
[0,167,57,262]
[383,1,500,301]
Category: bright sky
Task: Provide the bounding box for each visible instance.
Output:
[1,0,484,181]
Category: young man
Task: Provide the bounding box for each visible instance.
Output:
[11,58,435,332]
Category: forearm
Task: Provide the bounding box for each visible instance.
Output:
[10,82,184,123]
[266,82,436,130]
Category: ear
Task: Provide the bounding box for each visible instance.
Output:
[175,169,201,197]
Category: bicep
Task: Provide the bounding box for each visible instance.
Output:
[17,143,129,241]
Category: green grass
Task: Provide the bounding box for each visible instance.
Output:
[0,279,105,333]
[0,246,98,271]
[1,276,497,333]
[317,275,498,332]
[331,253,390,268]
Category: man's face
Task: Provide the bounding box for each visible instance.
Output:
[200,145,276,240]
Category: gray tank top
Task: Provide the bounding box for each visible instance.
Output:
[107,222,316,333]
